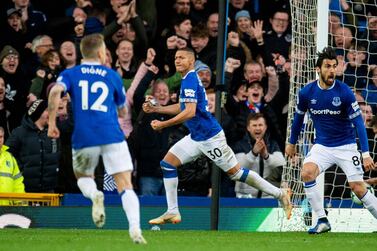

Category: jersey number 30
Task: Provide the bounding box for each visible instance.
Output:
[79,80,109,112]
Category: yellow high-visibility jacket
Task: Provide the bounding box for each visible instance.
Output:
[0,145,25,205]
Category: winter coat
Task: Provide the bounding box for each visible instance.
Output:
[6,116,59,192]
[0,145,25,205]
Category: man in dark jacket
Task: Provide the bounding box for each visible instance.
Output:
[6,99,59,192]
[129,67,173,196]
[0,45,31,132]
[234,113,285,198]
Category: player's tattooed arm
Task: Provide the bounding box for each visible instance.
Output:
[47,84,64,138]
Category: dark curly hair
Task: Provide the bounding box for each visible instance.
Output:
[315,47,338,68]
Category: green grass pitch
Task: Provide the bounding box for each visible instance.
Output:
[1,229,376,251]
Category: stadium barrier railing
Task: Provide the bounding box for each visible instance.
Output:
[0,193,62,206]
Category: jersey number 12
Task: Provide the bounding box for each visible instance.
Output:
[79,80,109,112]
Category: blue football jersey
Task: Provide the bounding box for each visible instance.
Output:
[179,70,222,141]
[56,62,126,149]
[295,79,361,147]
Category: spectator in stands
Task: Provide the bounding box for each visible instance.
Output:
[173,0,191,16]
[235,113,285,198]
[31,35,54,59]
[59,40,78,69]
[169,15,191,47]
[26,34,54,78]
[233,10,258,57]
[0,8,32,63]
[29,49,62,101]
[260,9,291,67]
[224,57,248,121]
[362,67,377,111]
[11,0,47,40]
[0,45,31,131]
[228,0,250,28]
[109,23,127,46]
[6,99,59,193]
[107,1,149,62]
[157,14,192,76]
[190,0,210,25]
[0,126,25,205]
[132,76,173,195]
[243,61,279,103]
[194,60,212,89]
[206,12,218,48]
[130,65,173,196]
[226,31,251,84]
[0,77,11,140]
[114,39,140,81]
[328,12,342,45]
[126,22,148,56]
[190,23,216,72]
[340,43,368,90]
[332,25,354,56]
[365,16,377,65]
[360,102,374,128]
[240,80,284,151]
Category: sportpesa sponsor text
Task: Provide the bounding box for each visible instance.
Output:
[309,108,341,115]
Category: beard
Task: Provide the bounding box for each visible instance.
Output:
[320,72,335,86]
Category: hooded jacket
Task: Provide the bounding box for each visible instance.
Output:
[6,116,59,192]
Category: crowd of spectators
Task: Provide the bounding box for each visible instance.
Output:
[0,0,376,198]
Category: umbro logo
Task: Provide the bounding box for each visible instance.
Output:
[310,99,317,104]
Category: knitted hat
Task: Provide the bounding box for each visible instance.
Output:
[0,45,19,62]
[235,10,251,21]
[6,8,22,18]
[28,99,47,122]
[194,60,211,75]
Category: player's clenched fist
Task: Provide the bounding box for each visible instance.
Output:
[47,125,60,139]
[150,120,164,131]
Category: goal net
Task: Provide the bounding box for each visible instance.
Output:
[280,0,377,232]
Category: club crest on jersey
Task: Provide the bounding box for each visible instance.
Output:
[310,99,317,104]
[184,89,195,98]
[332,97,341,107]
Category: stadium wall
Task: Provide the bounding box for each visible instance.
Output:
[0,195,376,232]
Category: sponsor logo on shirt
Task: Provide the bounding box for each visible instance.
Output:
[309,108,341,115]
[351,101,360,111]
[184,89,195,98]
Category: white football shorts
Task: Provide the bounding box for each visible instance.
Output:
[303,143,364,182]
[72,141,133,176]
[170,130,238,172]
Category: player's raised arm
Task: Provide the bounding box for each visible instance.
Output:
[47,84,64,138]
[150,102,196,131]
[143,98,181,115]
